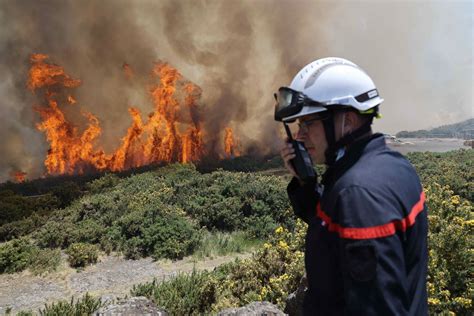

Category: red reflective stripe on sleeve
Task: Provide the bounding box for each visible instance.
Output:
[316,191,426,240]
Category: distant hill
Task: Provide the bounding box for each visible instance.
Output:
[396,118,474,139]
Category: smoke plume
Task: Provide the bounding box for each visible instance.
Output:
[0,0,472,181]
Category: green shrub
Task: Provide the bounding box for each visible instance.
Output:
[123,236,145,260]
[38,293,102,315]
[0,237,35,274]
[66,243,99,268]
[68,219,105,245]
[131,270,218,315]
[0,191,59,226]
[87,173,120,193]
[174,170,292,235]
[117,209,200,260]
[408,149,473,201]
[99,226,121,255]
[145,215,200,260]
[0,212,47,242]
[34,221,76,249]
[424,183,473,314]
[51,181,82,208]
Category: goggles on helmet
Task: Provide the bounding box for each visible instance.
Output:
[274,87,329,122]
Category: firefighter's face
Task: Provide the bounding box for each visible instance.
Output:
[295,114,328,164]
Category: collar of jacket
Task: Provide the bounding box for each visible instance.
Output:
[321,133,385,187]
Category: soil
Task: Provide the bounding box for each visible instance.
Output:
[0,252,251,315]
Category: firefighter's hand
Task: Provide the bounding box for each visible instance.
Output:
[280,138,299,180]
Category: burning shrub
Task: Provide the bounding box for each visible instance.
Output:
[66,243,99,268]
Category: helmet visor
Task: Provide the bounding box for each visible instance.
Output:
[274,87,327,122]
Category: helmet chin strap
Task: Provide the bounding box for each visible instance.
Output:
[323,111,372,165]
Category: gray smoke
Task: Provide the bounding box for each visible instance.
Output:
[0,0,472,182]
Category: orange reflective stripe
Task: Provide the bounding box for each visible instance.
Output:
[316,191,426,240]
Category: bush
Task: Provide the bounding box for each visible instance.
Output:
[0,237,35,274]
[37,293,102,315]
[131,270,218,315]
[117,208,200,260]
[34,220,76,249]
[0,191,60,226]
[174,170,292,235]
[0,212,47,242]
[86,173,120,194]
[407,149,473,201]
[424,183,473,314]
[66,243,99,268]
[51,181,82,208]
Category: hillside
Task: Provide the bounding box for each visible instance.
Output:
[0,149,472,315]
[396,118,474,139]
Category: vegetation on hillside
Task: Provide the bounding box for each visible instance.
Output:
[396,118,474,139]
[1,164,292,271]
[2,149,472,315]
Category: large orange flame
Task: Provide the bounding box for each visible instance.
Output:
[28,54,227,176]
[224,127,241,158]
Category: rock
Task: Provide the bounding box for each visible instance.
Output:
[217,301,286,316]
[284,274,307,316]
[94,296,168,316]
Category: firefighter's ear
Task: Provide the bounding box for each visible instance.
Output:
[344,111,360,133]
[345,241,377,282]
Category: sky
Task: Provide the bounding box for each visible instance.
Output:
[0,0,472,181]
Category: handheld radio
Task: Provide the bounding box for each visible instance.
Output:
[283,123,316,182]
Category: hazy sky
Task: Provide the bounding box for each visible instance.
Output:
[0,0,472,181]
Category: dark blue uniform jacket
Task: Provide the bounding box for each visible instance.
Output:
[287,133,428,315]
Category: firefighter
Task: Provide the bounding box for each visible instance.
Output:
[277,57,428,315]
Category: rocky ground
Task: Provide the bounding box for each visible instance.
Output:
[0,252,251,315]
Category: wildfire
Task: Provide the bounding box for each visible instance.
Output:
[28,54,234,176]
[27,54,240,178]
[11,171,27,183]
[224,127,240,158]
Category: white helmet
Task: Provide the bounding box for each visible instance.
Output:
[282,57,383,121]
